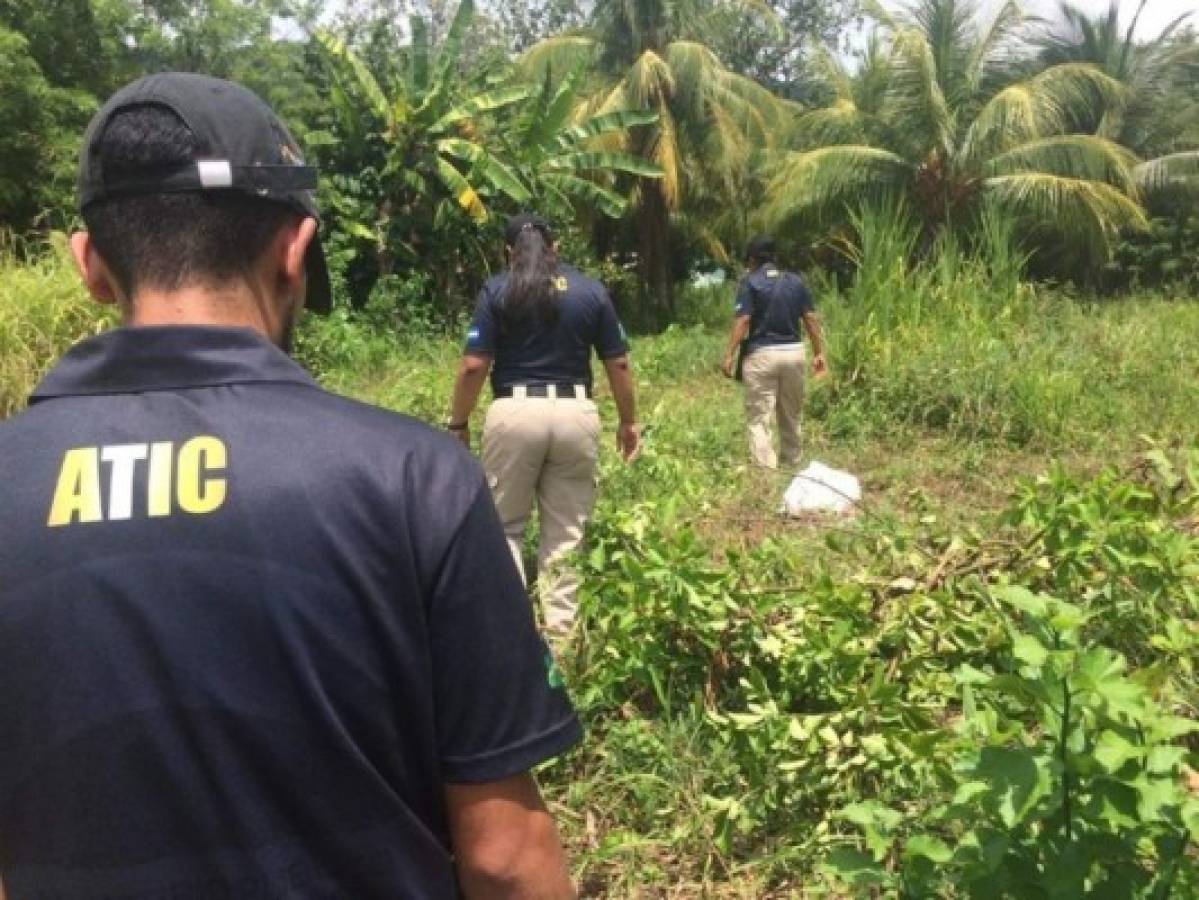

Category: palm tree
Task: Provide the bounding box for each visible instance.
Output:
[521,0,791,318]
[1033,0,1197,156]
[763,0,1148,272]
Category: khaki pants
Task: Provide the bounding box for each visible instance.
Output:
[482,396,600,634]
[742,346,806,470]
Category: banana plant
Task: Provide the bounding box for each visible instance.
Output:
[315,0,531,281]
[502,65,664,220]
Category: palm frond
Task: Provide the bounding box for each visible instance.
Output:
[889,27,954,156]
[982,172,1148,261]
[962,63,1126,164]
[654,106,682,209]
[1135,151,1199,196]
[967,0,1023,90]
[625,50,677,109]
[793,99,873,148]
[761,146,917,231]
[985,135,1139,194]
[517,35,599,83]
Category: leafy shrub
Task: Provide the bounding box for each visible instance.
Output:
[557,447,1199,890]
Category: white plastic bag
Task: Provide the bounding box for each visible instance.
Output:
[782,462,861,516]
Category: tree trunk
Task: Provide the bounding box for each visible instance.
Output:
[376,198,395,277]
[636,179,674,327]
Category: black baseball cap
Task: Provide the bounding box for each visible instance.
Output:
[77,73,332,314]
[744,234,777,262]
[505,213,553,246]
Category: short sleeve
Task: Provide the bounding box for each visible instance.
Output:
[428,479,582,783]
[734,279,753,318]
[594,288,629,360]
[464,285,499,355]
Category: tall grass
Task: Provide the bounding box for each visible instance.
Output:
[2,224,1196,455]
[810,204,1199,448]
[0,235,111,418]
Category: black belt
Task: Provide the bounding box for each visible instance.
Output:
[494,383,591,399]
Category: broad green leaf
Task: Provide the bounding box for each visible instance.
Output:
[540,173,628,218]
[1012,633,1049,669]
[1145,745,1186,775]
[546,151,664,178]
[409,14,429,91]
[315,31,390,124]
[838,800,902,832]
[974,747,1052,828]
[1182,798,1199,841]
[1093,730,1140,773]
[952,779,990,805]
[1089,780,1140,830]
[556,109,659,150]
[819,847,887,887]
[526,65,587,151]
[992,585,1049,618]
[434,158,487,221]
[904,834,953,864]
[437,139,531,203]
[433,86,531,131]
[1134,774,1182,821]
[342,221,377,242]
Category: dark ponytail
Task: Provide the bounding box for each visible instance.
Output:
[502,224,559,329]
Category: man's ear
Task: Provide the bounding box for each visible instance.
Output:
[69,231,121,305]
[279,216,318,298]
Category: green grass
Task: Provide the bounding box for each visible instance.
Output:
[3,243,1197,897]
[0,236,113,417]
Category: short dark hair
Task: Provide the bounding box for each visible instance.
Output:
[82,105,299,298]
[745,234,777,264]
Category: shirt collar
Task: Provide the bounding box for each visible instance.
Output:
[30,325,318,403]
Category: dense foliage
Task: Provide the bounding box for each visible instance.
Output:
[2,3,1198,889]
[2,0,1197,316]
[3,200,1198,894]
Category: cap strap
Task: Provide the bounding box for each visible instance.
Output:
[85,162,318,208]
[197,160,233,188]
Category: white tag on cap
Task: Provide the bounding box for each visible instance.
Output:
[197,160,234,188]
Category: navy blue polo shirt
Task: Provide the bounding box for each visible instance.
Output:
[464,264,628,393]
[734,264,815,354]
[0,326,581,899]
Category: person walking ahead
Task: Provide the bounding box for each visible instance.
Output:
[449,214,639,636]
[722,235,827,470]
[0,74,579,900]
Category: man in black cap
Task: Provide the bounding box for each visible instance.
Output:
[0,74,579,899]
[722,235,827,469]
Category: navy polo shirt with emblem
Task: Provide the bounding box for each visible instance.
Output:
[0,326,581,899]
[734,264,815,354]
[464,264,628,393]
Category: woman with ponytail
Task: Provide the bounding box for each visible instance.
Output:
[449,213,640,636]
